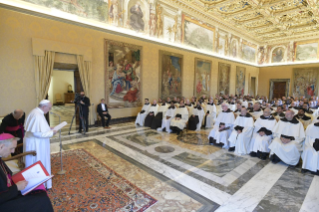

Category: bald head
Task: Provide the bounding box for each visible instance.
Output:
[13,109,24,120]
[263,108,271,117]
[285,110,294,121]
[221,103,228,111]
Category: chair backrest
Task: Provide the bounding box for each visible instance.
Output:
[56,93,62,101]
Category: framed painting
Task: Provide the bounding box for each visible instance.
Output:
[182,15,215,52]
[294,40,319,62]
[293,67,319,98]
[236,66,246,95]
[159,51,183,100]
[241,41,256,63]
[194,58,212,98]
[218,62,231,95]
[104,39,142,109]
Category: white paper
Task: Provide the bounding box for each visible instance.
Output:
[22,164,46,180]
[53,121,67,131]
[21,175,54,195]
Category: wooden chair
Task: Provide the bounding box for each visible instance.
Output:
[55,93,63,105]
[3,143,36,174]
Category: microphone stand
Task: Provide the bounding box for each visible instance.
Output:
[50,112,66,175]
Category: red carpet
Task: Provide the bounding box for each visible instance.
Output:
[48,149,157,211]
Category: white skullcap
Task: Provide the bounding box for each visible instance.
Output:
[39,99,51,106]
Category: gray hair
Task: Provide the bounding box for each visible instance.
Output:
[38,102,51,107]
[0,139,15,146]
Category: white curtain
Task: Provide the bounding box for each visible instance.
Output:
[34,51,55,105]
[77,55,93,124]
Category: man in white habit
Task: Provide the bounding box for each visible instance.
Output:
[170,101,189,135]
[208,103,235,148]
[204,98,216,128]
[228,107,254,154]
[144,100,159,127]
[158,101,176,132]
[269,110,305,166]
[301,121,319,175]
[249,108,277,160]
[294,108,312,130]
[24,100,57,189]
[135,98,151,126]
[188,101,204,131]
[250,102,263,120]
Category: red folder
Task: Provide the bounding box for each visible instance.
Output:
[12,161,53,195]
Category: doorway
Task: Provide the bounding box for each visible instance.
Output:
[48,62,82,132]
[269,79,290,100]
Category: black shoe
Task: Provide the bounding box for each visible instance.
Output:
[216,142,224,147]
[209,137,216,145]
[301,169,308,173]
[250,152,257,157]
[271,154,281,164]
[228,147,235,152]
[259,152,268,160]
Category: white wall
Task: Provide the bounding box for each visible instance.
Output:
[48,70,74,104]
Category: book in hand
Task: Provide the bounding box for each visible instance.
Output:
[12,161,54,195]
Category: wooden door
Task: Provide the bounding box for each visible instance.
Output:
[273,82,286,98]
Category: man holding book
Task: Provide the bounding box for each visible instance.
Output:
[0,133,53,211]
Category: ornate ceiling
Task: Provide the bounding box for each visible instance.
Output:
[173,0,319,44]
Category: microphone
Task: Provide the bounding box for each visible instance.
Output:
[50,111,60,117]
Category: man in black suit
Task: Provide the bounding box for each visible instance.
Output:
[78,91,90,133]
[97,98,112,129]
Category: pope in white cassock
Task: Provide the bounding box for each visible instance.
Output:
[204,98,216,128]
[208,103,235,148]
[24,100,57,189]
[269,110,305,166]
[228,107,255,155]
[158,102,176,132]
[170,101,189,135]
[301,122,319,175]
[249,108,277,160]
[135,98,151,126]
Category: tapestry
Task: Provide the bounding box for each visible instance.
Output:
[218,62,231,95]
[295,41,319,62]
[182,15,215,52]
[48,149,157,211]
[293,67,319,98]
[235,66,246,95]
[105,39,142,108]
[23,0,108,22]
[194,58,211,97]
[159,51,183,99]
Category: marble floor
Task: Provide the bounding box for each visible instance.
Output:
[50,122,319,212]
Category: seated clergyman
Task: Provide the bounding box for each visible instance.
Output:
[203,98,216,129]
[208,103,235,148]
[249,108,277,160]
[144,100,159,127]
[301,122,319,175]
[188,101,204,131]
[294,108,312,130]
[151,100,169,130]
[158,101,176,132]
[170,101,189,135]
[272,106,285,121]
[228,107,254,154]
[269,110,305,165]
[135,98,151,126]
[251,102,263,120]
[0,133,53,212]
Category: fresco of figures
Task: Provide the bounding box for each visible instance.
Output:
[218,62,231,95]
[182,15,215,52]
[23,0,108,22]
[159,51,183,99]
[105,40,142,108]
[295,40,319,62]
[194,59,211,98]
[271,47,285,63]
[293,68,319,98]
[242,43,256,63]
[235,66,246,95]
